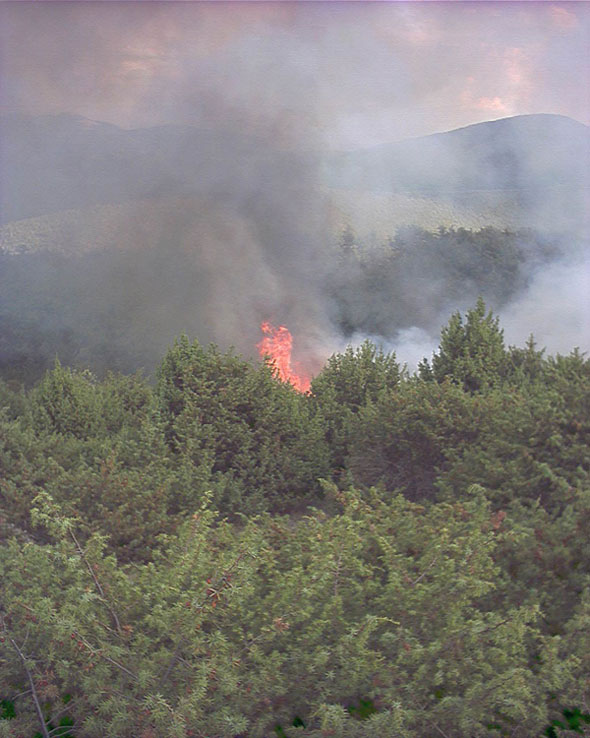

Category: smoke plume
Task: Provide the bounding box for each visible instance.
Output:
[0,2,588,381]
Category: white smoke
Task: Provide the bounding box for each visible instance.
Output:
[500,256,590,355]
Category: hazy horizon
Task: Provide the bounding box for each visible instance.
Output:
[1,1,589,378]
[2,2,589,150]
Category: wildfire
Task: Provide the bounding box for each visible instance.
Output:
[257,321,310,393]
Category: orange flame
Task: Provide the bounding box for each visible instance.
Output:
[257,321,310,393]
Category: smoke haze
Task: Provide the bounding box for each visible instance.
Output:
[0,2,589,380]
[3,2,589,145]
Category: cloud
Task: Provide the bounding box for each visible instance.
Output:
[475,96,511,114]
[504,47,529,87]
[1,2,588,148]
[458,41,539,121]
[0,3,294,128]
[550,5,578,31]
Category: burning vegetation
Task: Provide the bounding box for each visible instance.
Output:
[257,321,311,393]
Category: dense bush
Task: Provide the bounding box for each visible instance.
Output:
[1,301,589,736]
[157,336,330,514]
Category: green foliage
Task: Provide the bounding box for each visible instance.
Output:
[30,360,152,440]
[311,340,401,413]
[330,225,558,341]
[0,364,185,561]
[31,359,103,439]
[546,708,590,737]
[0,700,15,720]
[347,698,377,720]
[0,486,568,737]
[348,377,476,499]
[1,303,589,736]
[310,340,401,472]
[421,297,507,392]
[157,335,330,513]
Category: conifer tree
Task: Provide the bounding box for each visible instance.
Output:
[421,298,507,392]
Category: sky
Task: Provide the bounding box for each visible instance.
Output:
[1,1,589,149]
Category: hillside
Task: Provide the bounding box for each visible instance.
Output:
[323,114,590,236]
[322,187,526,238]
[324,114,589,195]
[0,197,221,255]
[2,113,588,237]
[0,113,312,225]
[1,113,587,383]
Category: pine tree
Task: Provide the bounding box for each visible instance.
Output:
[422,298,507,392]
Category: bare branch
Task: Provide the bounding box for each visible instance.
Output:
[48,724,77,737]
[411,555,438,587]
[71,629,138,682]
[333,552,343,597]
[432,722,451,738]
[1,616,50,738]
[48,698,77,723]
[9,688,33,701]
[70,529,122,634]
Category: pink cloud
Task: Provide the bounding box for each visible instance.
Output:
[504,47,530,87]
[550,5,578,31]
[475,96,510,113]
[458,44,533,119]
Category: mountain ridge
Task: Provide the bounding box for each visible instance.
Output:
[1,112,588,228]
[324,113,589,194]
[336,113,588,153]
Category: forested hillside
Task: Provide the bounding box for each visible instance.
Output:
[0,225,569,385]
[1,300,589,737]
[329,225,561,338]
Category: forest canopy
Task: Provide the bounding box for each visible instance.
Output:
[0,225,566,385]
[1,301,589,737]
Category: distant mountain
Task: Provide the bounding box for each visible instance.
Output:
[322,115,589,236]
[1,113,587,382]
[2,112,588,236]
[0,113,313,225]
[324,114,589,195]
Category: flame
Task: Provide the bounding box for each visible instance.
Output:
[257,321,310,393]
